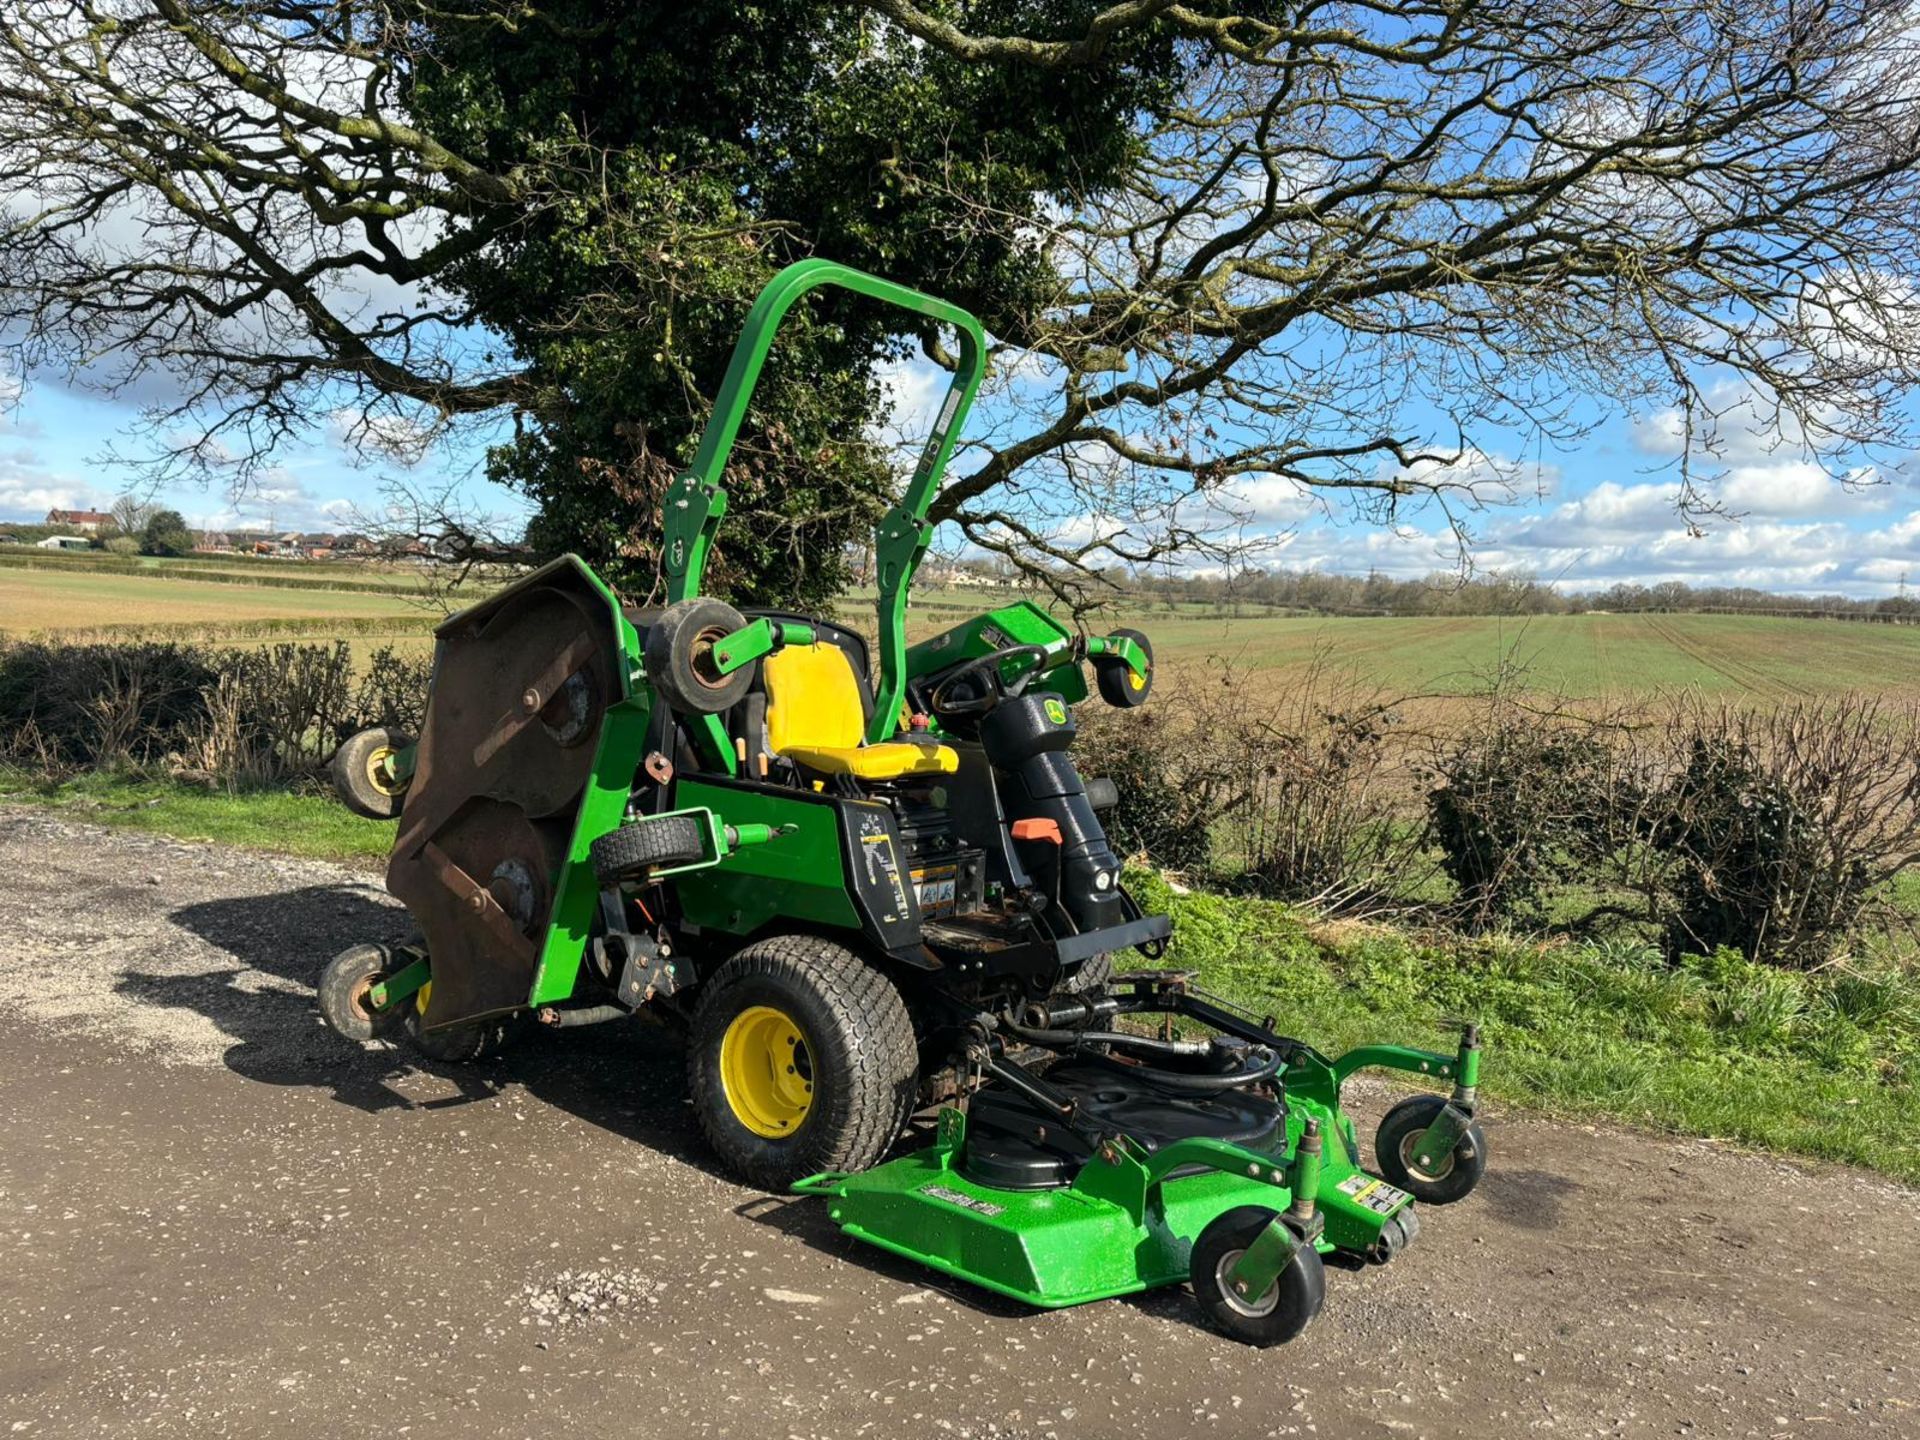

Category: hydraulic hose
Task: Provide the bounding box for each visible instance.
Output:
[536,1003,630,1028]
[996,1018,1283,1092]
[999,1017,1210,1059]
[1076,1047,1284,1095]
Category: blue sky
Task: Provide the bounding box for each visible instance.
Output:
[6,355,1916,598]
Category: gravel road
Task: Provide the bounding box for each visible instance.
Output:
[1,810,1915,1439]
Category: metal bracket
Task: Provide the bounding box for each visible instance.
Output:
[1408,1100,1474,1174]
[1225,1214,1315,1306]
[605,932,684,1009]
[367,950,430,1013]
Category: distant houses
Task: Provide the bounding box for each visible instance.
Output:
[192,527,376,560]
[43,508,112,532]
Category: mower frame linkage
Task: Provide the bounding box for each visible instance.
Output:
[966,971,1483,1160]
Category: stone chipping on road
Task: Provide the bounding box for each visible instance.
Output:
[0,808,1915,1440]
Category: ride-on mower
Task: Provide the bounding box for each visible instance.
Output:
[319,260,1487,1344]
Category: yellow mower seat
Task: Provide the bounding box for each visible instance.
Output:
[763,642,957,780]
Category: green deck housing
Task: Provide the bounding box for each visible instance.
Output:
[796,1091,1409,1307]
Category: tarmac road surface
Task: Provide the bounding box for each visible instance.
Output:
[0,810,1914,1439]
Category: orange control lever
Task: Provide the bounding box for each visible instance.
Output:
[1010,818,1063,845]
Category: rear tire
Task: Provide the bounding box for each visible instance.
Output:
[688,935,917,1190]
[1064,951,1114,996]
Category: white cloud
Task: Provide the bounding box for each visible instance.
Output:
[0,440,107,519]
[1718,460,1888,517]
[1228,473,1318,523]
[871,354,947,453]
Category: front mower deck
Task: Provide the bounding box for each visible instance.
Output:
[795,975,1478,1329]
[796,1094,1410,1309]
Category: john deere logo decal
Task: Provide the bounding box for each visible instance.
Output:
[1044,698,1067,725]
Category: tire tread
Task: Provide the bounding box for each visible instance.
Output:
[688,934,916,1189]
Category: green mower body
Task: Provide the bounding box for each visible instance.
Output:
[320,259,1489,1345]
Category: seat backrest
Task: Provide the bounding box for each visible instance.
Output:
[764,643,867,754]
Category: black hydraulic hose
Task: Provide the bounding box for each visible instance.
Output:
[999,1017,1210,1058]
[537,1003,630,1028]
[1077,1047,1285,1095]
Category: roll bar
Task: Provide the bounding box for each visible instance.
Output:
[660,259,990,743]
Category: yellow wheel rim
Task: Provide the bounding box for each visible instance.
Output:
[719,1005,814,1138]
[365,745,402,797]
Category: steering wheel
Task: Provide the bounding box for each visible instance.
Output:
[928,644,1052,718]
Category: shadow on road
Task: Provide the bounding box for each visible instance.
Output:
[1477,1166,1577,1231]
[118,888,724,1183]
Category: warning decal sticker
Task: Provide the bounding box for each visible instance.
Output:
[1337,1173,1412,1216]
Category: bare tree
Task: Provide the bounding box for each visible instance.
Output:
[4,2,1919,588]
[899,1,1920,567]
[107,490,156,537]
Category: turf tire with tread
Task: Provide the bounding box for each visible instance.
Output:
[688,934,917,1190]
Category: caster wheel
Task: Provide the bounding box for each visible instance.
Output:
[1094,627,1154,707]
[331,727,411,820]
[644,598,753,716]
[318,943,403,1042]
[1375,1094,1487,1205]
[590,811,708,883]
[1190,1207,1326,1347]
[400,977,523,1063]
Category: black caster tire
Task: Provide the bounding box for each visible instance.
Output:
[1190,1206,1326,1347]
[402,1007,520,1064]
[1375,1094,1487,1205]
[318,943,403,1042]
[688,934,917,1191]
[590,812,708,883]
[1094,628,1154,708]
[644,597,753,716]
[331,726,411,820]
[391,944,524,1063]
[1063,950,1114,996]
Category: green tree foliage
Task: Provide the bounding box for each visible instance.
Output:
[139,509,195,558]
[410,3,1174,608]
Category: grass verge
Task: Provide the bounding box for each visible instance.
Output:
[1127,871,1920,1184]
[0,769,394,862]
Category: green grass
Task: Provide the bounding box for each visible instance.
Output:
[1125,871,1920,1183]
[882,597,1920,705]
[1120,611,1920,701]
[0,769,395,861]
[0,566,432,634]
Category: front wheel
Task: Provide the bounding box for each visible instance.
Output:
[1374,1094,1487,1205]
[1189,1207,1326,1347]
[318,943,402,1041]
[688,935,917,1190]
